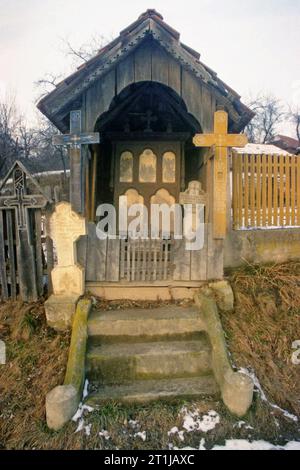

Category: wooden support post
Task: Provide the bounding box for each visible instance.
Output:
[6,210,16,299]
[0,211,8,300]
[17,226,38,302]
[53,110,99,215]
[85,150,90,220]
[90,145,98,221]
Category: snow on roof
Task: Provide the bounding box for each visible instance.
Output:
[232,143,292,156]
[32,169,70,178]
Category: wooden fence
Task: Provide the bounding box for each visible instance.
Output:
[232,153,300,229]
[0,209,54,301]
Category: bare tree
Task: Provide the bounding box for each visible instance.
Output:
[34,116,68,177]
[245,94,285,144]
[63,33,109,66]
[0,94,20,176]
[34,73,63,101]
[17,119,39,160]
[288,106,300,145]
[32,34,110,174]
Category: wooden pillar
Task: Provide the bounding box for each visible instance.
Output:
[52,110,99,216]
[226,151,232,234]
[90,145,98,221]
[85,149,90,220]
[70,147,83,214]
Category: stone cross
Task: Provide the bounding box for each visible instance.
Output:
[0,163,48,230]
[53,110,100,214]
[49,202,86,297]
[0,161,50,301]
[180,181,207,233]
[193,110,247,239]
[45,202,87,330]
[179,181,207,206]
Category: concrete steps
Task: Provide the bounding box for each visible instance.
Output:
[86,376,219,405]
[86,338,212,384]
[86,305,219,404]
[87,305,206,344]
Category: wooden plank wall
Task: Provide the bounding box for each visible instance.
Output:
[78,222,222,282]
[0,209,53,301]
[232,152,300,229]
[84,41,216,132]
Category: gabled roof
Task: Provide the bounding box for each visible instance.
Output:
[0,160,52,202]
[38,9,253,132]
[269,135,299,150]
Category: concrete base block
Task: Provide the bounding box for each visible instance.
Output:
[209,280,234,311]
[45,295,79,331]
[222,370,254,417]
[46,384,79,431]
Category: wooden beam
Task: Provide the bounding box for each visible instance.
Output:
[90,146,98,221]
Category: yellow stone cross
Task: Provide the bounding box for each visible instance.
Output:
[193,110,248,239]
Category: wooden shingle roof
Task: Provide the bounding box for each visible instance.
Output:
[38,9,253,131]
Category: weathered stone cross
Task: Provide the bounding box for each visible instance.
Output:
[53,110,100,214]
[0,161,50,301]
[193,110,248,239]
[0,164,47,230]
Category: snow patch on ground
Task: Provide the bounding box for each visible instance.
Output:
[99,430,110,440]
[181,407,220,433]
[82,379,89,399]
[134,431,147,442]
[212,440,300,451]
[239,367,299,423]
[168,426,185,442]
[72,380,94,435]
[72,403,94,423]
[234,421,254,430]
[128,420,139,429]
[84,424,92,436]
[175,439,300,451]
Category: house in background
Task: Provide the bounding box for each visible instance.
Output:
[269,134,300,155]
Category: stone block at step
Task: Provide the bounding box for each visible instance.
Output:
[208,281,234,312]
[86,376,219,406]
[86,337,212,384]
[88,306,206,344]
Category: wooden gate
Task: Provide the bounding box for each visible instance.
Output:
[120,238,173,281]
[0,161,52,301]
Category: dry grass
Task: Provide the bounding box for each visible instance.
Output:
[223,261,300,416]
[0,300,74,449]
[0,261,299,449]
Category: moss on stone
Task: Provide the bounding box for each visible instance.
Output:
[64,299,92,394]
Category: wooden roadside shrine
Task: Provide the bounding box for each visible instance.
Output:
[35,10,255,301]
[0,161,51,301]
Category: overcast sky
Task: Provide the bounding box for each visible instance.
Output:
[1,0,300,135]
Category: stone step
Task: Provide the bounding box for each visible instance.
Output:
[88,306,205,344]
[86,376,219,406]
[86,338,212,384]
